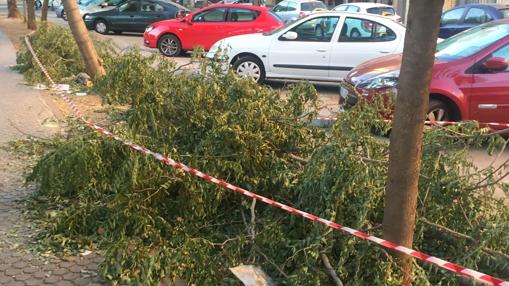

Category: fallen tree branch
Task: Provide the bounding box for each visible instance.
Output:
[420,218,509,260]
[320,253,344,286]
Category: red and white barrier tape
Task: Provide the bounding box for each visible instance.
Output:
[24,36,509,286]
[316,117,509,129]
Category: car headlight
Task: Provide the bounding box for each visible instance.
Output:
[207,41,226,58]
[356,70,400,90]
[145,26,155,33]
[84,14,92,20]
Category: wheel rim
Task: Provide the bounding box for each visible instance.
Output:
[160,38,179,56]
[427,107,449,122]
[236,61,261,81]
[96,22,107,33]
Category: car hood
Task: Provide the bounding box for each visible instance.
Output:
[88,8,117,16]
[152,18,182,27]
[346,54,403,85]
[218,33,271,51]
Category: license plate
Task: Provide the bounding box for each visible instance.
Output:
[340,86,349,99]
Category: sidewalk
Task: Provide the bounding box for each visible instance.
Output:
[0,30,106,286]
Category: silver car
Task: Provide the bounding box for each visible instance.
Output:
[271,0,327,22]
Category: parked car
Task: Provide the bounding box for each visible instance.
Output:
[341,20,509,125]
[84,0,188,34]
[207,11,405,83]
[439,4,509,39]
[144,4,283,57]
[271,0,327,22]
[332,2,401,23]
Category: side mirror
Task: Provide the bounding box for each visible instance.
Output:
[183,14,192,24]
[281,31,298,40]
[482,57,509,73]
[100,2,108,7]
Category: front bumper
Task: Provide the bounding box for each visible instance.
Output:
[143,32,158,48]
[84,19,95,30]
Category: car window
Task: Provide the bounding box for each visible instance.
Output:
[334,5,348,11]
[119,1,139,12]
[301,1,326,11]
[272,2,287,12]
[436,22,509,62]
[501,9,509,18]
[339,17,396,42]
[464,7,491,24]
[441,8,465,25]
[140,1,165,12]
[367,7,395,16]
[286,16,340,42]
[490,44,509,71]
[193,8,227,22]
[287,2,297,12]
[346,5,360,12]
[228,8,259,22]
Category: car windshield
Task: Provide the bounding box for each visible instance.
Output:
[500,9,509,18]
[367,7,395,16]
[435,22,509,62]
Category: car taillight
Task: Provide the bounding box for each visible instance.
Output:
[299,11,305,18]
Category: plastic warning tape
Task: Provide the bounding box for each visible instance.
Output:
[24,36,509,286]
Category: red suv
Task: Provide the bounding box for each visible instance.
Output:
[341,20,509,125]
[144,4,283,57]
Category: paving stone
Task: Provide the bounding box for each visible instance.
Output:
[75,277,92,286]
[44,274,62,284]
[55,280,73,286]
[32,271,47,279]
[13,273,31,281]
[12,261,29,269]
[5,268,22,276]
[25,278,43,286]
[23,266,39,274]
[62,272,79,281]
[6,281,25,286]
[69,265,84,273]
[52,268,67,275]
[0,274,14,284]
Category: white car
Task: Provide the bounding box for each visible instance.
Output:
[208,11,405,83]
[332,2,401,23]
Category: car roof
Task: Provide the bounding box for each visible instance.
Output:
[455,3,509,10]
[207,3,270,11]
[310,10,400,22]
[339,2,393,9]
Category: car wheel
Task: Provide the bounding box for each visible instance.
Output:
[61,10,67,21]
[158,34,182,57]
[94,19,109,34]
[427,99,452,122]
[233,56,265,83]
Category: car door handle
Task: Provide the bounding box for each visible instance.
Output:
[378,50,390,54]
[130,15,135,18]
[316,49,327,52]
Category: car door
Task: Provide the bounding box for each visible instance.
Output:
[267,16,340,80]
[469,44,509,123]
[225,8,260,37]
[329,17,402,79]
[439,7,466,39]
[136,1,169,32]
[114,0,140,31]
[183,7,227,50]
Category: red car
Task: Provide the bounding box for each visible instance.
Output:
[143,4,283,57]
[341,19,509,125]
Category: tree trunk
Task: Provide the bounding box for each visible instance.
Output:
[22,0,27,22]
[41,0,49,21]
[7,0,22,18]
[62,0,106,78]
[26,0,37,30]
[382,0,444,285]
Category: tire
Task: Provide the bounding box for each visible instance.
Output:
[427,99,453,122]
[232,56,265,83]
[350,28,361,38]
[158,34,182,57]
[94,19,109,34]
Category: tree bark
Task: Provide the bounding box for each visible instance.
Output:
[22,0,27,22]
[7,0,22,18]
[26,0,37,30]
[382,0,444,285]
[41,0,49,21]
[62,0,106,78]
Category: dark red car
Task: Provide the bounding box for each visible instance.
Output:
[341,19,509,125]
[143,4,283,57]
